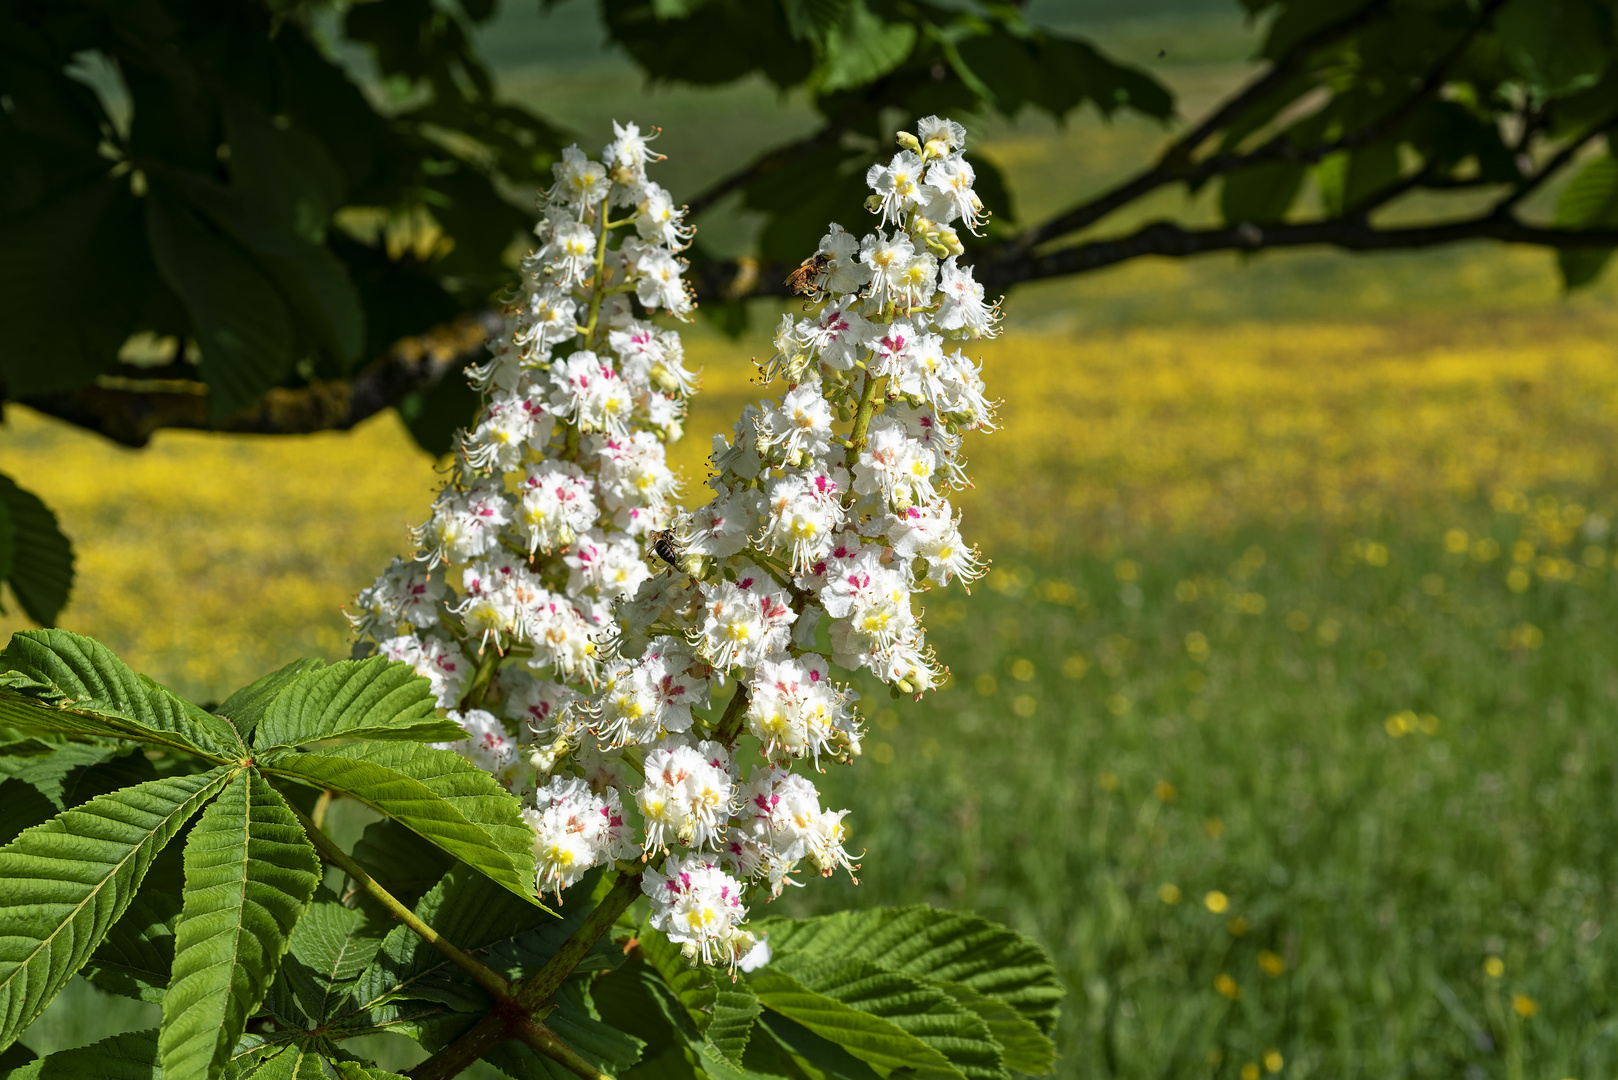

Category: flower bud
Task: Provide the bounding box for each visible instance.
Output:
[896,131,922,153]
[837,403,853,423]
[864,194,884,214]
[938,227,964,257]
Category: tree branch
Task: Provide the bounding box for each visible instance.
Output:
[1007,0,1397,256]
[15,309,503,448]
[976,212,1618,291]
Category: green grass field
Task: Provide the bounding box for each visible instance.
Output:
[14,2,1618,1077]
[799,500,1618,1079]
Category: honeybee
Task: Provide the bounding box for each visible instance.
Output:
[649,528,684,569]
[785,252,833,297]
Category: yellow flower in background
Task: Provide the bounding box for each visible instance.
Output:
[1513,994,1537,1017]
[1259,950,1286,976]
[1158,883,1182,905]
[1154,779,1176,802]
[1227,916,1250,937]
[1263,1049,1284,1073]
[1240,1064,1260,1080]
[1214,973,1241,1000]
[1204,890,1230,914]
[1485,956,1504,978]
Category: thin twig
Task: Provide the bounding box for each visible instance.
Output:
[281,791,515,1005]
[1007,0,1396,255]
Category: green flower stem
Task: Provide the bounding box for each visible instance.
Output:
[459,646,503,711]
[712,678,752,747]
[844,366,884,477]
[513,869,644,1011]
[282,793,515,1006]
[582,199,615,346]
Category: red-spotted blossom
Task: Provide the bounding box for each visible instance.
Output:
[350,117,998,972]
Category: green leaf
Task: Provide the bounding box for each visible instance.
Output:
[0,476,74,628]
[161,770,321,1080]
[202,98,364,369]
[348,865,555,1020]
[481,979,644,1079]
[0,779,56,847]
[397,372,483,459]
[768,960,1003,1080]
[1499,0,1612,98]
[1555,151,1618,289]
[145,180,296,419]
[1219,161,1306,225]
[637,925,719,1027]
[0,769,232,1050]
[937,984,1053,1076]
[60,747,159,808]
[816,2,915,93]
[0,177,145,396]
[751,1014,880,1080]
[273,891,388,1025]
[0,630,245,759]
[707,986,763,1066]
[230,1038,327,1080]
[215,659,327,745]
[1,1027,160,1079]
[750,907,1064,1035]
[746,968,964,1080]
[0,742,117,810]
[635,928,761,1066]
[349,818,454,911]
[253,657,463,750]
[0,1042,37,1073]
[332,1063,411,1080]
[81,841,186,1004]
[0,496,12,590]
[1315,141,1402,218]
[265,742,540,903]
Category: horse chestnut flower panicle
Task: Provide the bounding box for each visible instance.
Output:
[350,115,1001,971]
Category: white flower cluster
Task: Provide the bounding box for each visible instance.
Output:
[350,117,998,972]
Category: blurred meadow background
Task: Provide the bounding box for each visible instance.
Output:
[10,1,1618,1077]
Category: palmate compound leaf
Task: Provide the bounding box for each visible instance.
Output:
[251,656,467,751]
[0,630,244,759]
[214,659,327,746]
[160,770,321,1080]
[263,742,541,905]
[0,769,233,1050]
[0,1027,161,1079]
